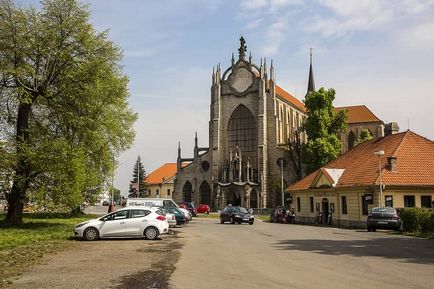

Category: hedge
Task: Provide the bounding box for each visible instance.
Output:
[396,208,434,233]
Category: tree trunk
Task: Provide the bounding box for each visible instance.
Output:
[6,102,32,224]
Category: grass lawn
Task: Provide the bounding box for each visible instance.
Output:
[0,213,97,287]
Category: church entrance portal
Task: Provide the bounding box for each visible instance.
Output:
[199,181,211,206]
[227,187,242,206]
[182,181,192,203]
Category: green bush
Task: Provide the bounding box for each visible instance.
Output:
[397,207,434,234]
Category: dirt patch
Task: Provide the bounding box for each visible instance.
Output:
[114,240,183,289]
[6,233,184,289]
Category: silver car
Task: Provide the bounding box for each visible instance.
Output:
[74,207,169,241]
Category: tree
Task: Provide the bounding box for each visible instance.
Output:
[302,88,347,174]
[128,156,147,198]
[355,129,373,146]
[0,0,137,224]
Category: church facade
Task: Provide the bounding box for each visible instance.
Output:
[173,38,307,210]
[173,38,387,210]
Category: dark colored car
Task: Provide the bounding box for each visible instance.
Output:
[220,206,254,225]
[197,204,210,214]
[164,206,186,225]
[367,207,402,232]
[178,202,197,217]
[102,201,109,206]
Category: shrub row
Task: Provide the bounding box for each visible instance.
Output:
[396,208,434,233]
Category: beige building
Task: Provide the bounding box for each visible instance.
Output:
[146,163,178,198]
[288,130,434,228]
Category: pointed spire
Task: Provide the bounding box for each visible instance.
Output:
[238,36,247,60]
[231,52,235,67]
[307,48,315,93]
[249,51,252,65]
[177,142,181,158]
[194,131,198,148]
[270,59,275,81]
[212,67,215,84]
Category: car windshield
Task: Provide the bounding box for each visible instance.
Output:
[234,207,248,213]
[372,207,395,213]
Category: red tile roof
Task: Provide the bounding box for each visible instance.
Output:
[146,163,178,185]
[335,105,381,124]
[275,85,306,112]
[289,131,434,190]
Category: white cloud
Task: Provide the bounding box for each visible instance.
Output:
[260,17,288,56]
[241,0,268,10]
[398,22,434,49]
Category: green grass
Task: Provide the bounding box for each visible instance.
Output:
[0,213,97,286]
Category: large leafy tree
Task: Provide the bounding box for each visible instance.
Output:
[302,88,347,174]
[0,0,137,224]
[128,156,147,198]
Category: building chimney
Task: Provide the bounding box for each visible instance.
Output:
[387,156,397,172]
[385,122,399,136]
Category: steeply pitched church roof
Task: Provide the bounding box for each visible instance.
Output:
[335,105,381,124]
[275,85,306,112]
[289,130,434,190]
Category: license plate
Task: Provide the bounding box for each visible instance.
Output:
[378,221,388,224]
[243,218,249,221]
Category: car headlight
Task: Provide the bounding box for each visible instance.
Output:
[235,215,240,218]
[75,221,89,228]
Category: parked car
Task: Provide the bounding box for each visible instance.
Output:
[74,207,169,241]
[178,207,192,223]
[197,204,210,214]
[367,207,402,232]
[220,206,254,225]
[160,208,177,228]
[163,206,186,225]
[102,201,109,206]
[178,202,197,217]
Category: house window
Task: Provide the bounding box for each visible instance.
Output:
[404,195,415,207]
[309,197,314,213]
[156,189,160,196]
[341,196,347,215]
[167,189,171,196]
[148,189,151,194]
[385,195,393,207]
[297,197,301,212]
[421,196,432,208]
[361,196,369,215]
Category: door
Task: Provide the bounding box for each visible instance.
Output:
[322,199,329,224]
[124,209,151,236]
[100,210,128,237]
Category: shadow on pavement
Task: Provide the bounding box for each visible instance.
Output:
[273,237,434,265]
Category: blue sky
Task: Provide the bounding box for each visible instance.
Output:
[22,0,434,194]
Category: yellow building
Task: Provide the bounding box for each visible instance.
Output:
[146,163,178,198]
[288,130,434,228]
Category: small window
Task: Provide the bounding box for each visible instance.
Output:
[421,196,432,208]
[404,195,415,207]
[156,189,160,196]
[297,197,301,212]
[167,189,171,196]
[385,195,393,207]
[341,196,347,215]
[309,197,314,213]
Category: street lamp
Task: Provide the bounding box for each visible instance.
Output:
[374,150,385,207]
[108,154,116,213]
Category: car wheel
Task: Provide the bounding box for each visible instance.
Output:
[83,227,99,241]
[230,216,235,224]
[206,211,209,214]
[144,227,159,240]
[372,228,376,232]
[249,220,254,225]
[367,227,371,232]
[220,217,224,224]
[237,221,242,224]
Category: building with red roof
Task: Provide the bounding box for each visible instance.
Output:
[146,163,180,198]
[288,130,434,227]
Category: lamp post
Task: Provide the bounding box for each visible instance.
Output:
[374,150,385,207]
[279,158,284,206]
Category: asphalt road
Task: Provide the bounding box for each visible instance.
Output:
[171,217,434,289]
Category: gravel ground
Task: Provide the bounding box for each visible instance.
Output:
[7,231,183,289]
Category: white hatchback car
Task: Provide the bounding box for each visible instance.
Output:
[74,207,169,241]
